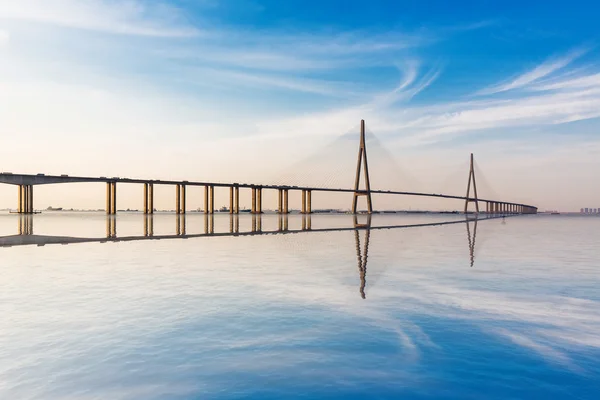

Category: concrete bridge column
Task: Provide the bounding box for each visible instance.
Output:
[204,185,209,214]
[251,187,256,213]
[307,190,312,214]
[149,184,154,214]
[27,185,33,214]
[257,187,262,214]
[301,190,307,214]
[176,184,181,214]
[278,189,283,214]
[229,187,234,214]
[234,186,240,214]
[181,185,186,214]
[112,183,117,215]
[209,186,214,214]
[283,189,289,214]
[144,184,148,214]
[106,182,116,215]
[18,185,22,213]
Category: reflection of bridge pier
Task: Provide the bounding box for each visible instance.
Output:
[176,215,186,236]
[18,215,34,235]
[144,215,154,237]
[301,214,312,231]
[106,216,116,238]
[204,214,214,234]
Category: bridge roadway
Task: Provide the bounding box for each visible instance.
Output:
[0,173,537,213]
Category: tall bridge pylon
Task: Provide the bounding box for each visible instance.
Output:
[352,120,373,214]
[464,153,480,214]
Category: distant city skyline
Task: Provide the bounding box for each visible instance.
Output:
[1,1,599,212]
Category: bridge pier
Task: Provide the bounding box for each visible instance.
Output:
[302,190,306,213]
[229,187,234,214]
[251,187,256,213]
[301,190,312,214]
[278,189,283,214]
[257,187,262,213]
[210,186,214,213]
[143,183,154,214]
[284,189,289,214]
[175,184,186,214]
[106,182,117,214]
[204,185,209,213]
[234,186,240,214]
[17,184,34,214]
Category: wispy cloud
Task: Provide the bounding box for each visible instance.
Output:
[477,47,589,95]
[0,0,200,37]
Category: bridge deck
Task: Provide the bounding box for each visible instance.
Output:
[0,173,535,208]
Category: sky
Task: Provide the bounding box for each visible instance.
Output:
[1,0,599,212]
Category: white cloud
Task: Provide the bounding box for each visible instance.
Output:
[0,0,200,37]
[478,47,588,95]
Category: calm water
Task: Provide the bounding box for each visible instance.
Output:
[0,213,599,399]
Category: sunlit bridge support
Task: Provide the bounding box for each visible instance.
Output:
[234,185,240,214]
[210,186,215,214]
[229,187,234,214]
[106,182,116,215]
[143,183,154,214]
[278,189,283,214]
[19,184,34,214]
[352,119,373,214]
[176,184,181,214]
[251,187,256,214]
[204,185,209,214]
[17,185,33,214]
[257,187,262,214]
[283,189,289,214]
[301,190,307,214]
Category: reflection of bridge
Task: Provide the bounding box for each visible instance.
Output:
[0,120,538,215]
[5,213,490,298]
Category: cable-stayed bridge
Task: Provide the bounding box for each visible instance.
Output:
[0,120,538,215]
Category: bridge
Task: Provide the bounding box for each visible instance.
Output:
[1,120,538,215]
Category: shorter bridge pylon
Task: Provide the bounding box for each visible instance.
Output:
[464,153,479,214]
[352,119,373,214]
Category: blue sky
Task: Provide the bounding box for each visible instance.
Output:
[0,0,599,211]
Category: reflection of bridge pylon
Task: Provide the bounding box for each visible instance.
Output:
[465,217,478,267]
[464,153,480,214]
[353,215,372,299]
[352,119,373,214]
